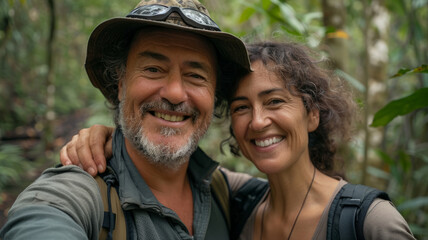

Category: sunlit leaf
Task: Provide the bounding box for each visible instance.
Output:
[261,0,271,9]
[238,7,256,23]
[302,12,322,25]
[371,88,428,127]
[271,0,305,34]
[390,64,428,78]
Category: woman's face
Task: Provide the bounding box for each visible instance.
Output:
[230,61,319,174]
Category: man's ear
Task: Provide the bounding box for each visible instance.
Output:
[308,109,320,132]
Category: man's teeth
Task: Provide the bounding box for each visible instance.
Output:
[255,137,283,147]
[154,112,184,122]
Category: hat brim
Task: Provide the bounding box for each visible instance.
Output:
[85,17,251,103]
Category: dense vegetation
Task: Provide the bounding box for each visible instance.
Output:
[1,0,427,237]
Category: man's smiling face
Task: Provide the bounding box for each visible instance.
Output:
[118,28,218,169]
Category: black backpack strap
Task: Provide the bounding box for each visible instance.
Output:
[327,183,391,240]
[354,185,390,239]
[230,177,269,240]
[338,184,366,240]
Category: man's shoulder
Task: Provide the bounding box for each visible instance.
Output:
[11,165,101,211]
[3,165,105,239]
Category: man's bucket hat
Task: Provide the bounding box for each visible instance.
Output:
[85,0,251,104]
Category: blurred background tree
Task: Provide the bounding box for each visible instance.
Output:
[0,0,427,237]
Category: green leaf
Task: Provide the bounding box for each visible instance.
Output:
[261,0,271,9]
[302,12,322,25]
[398,151,411,173]
[375,149,395,166]
[397,197,428,211]
[390,64,428,78]
[335,69,365,93]
[367,166,390,180]
[271,0,305,34]
[371,88,428,127]
[239,6,257,23]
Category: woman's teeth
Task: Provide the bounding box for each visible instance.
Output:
[254,136,283,147]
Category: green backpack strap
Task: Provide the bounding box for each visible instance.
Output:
[327,183,390,240]
[211,167,231,229]
[95,168,127,240]
[211,167,270,239]
[230,177,269,240]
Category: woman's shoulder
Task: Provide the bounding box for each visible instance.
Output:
[313,180,415,240]
[363,199,415,239]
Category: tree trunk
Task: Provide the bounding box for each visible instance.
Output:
[43,0,56,153]
[321,0,348,71]
[361,0,390,185]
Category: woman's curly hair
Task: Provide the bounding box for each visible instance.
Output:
[219,41,356,176]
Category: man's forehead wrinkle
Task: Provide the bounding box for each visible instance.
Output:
[138,51,170,62]
[185,61,212,73]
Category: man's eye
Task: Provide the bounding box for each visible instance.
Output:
[190,73,206,80]
[146,67,159,73]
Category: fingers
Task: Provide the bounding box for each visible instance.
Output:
[89,125,114,174]
[60,134,82,167]
[104,132,113,161]
[59,141,73,166]
[75,128,98,176]
[58,125,114,177]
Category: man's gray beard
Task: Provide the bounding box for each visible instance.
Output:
[118,99,210,170]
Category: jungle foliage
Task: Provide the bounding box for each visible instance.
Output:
[0,0,427,237]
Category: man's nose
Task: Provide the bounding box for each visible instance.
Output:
[159,71,188,104]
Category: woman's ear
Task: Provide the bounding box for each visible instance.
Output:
[308,109,320,132]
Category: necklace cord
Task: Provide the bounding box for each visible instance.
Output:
[260,166,316,240]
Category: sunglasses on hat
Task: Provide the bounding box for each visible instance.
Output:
[127,4,221,31]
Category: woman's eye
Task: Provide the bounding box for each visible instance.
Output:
[232,105,248,113]
[268,99,284,105]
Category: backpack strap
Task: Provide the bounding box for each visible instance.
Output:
[210,168,269,239]
[211,168,231,229]
[230,177,269,240]
[327,183,391,240]
[95,167,127,240]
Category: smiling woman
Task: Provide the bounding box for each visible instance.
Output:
[221,42,354,177]
[218,41,415,240]
[229,60,320,175]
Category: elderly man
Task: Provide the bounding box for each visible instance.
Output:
[0,0,263,239]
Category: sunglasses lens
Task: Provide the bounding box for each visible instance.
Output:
[127,5,220,31]
[132,5,168,16]
[182,9,219,29]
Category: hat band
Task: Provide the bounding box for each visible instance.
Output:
[127,4,221,31]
